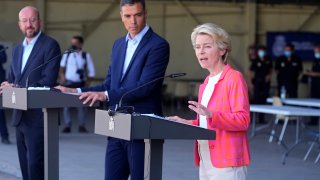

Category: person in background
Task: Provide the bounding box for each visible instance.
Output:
[249,45,273,105]
[168,23,250,180]
[248,44,258,62]
[59,36,95,133]
[0,44,10,144]
[275,43,303,98]
[304,44,320,125]
[0,6,61,180]
[55,0,170,179]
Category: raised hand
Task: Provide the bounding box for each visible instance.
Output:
[188,101,212,118]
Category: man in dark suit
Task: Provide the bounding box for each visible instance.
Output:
[0,44,10,144]
[1,6,61,180]
[56,0,170,179]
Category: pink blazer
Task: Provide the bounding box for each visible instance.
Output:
[192,64,251,168]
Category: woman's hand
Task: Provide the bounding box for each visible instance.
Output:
[55,85,77,93]
[166,116,192,124]
[188,101,212,118]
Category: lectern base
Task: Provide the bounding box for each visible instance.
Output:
[43,108,59,180]
[144,139,164,180]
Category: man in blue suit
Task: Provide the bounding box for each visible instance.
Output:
[1,6,61,180]
[56,0,170,179]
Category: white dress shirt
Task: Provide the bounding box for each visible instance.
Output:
[122,25,150,78]
[21,31,42,72]
[60,51,95,82]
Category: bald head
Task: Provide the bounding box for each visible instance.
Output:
[19,6,40,20]
[18,6,41,41]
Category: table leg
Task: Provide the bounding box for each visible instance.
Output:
[250,112,256,139]
[295,118,300,144]
[278,117,289,145]
[43,108,59,180]
[282,140,302,165]
[144,139,164,180]
[269,118,279,143]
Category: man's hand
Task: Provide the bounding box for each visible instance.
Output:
[0,81,14,94]
[1,81,14,88]
[55,85,77,93]
[79,92,107,107]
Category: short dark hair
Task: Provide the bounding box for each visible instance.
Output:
[72,35,84,44]
[286,43,295,50]
[120,0,145,10]
[314,44,320,49]
[258,45,266,50]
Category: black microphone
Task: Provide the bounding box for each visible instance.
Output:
[25,49,77,88]
[110,73,186,115]
[0,46,8,53]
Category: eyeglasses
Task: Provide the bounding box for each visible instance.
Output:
[19,18,39,24]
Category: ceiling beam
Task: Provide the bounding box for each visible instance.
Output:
[297,6,320,31]
[174,0,201,25]
[82,0,118,39]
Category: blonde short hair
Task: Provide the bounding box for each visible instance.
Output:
[191,23,231,63]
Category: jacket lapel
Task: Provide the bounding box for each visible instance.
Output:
[115,39,128,85]
[15,45,23,80]
[120,28,153,83]
[19,33,44,80]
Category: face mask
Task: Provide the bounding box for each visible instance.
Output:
[315,53,320,59]
[258,50,265,59]
[284,51,291,58]
[70,45,81,51]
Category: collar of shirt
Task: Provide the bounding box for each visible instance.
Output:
[21,31,42,72]
[22,31,42,47]
[125,24,149,45]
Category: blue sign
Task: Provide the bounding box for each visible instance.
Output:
[267,32,320,61]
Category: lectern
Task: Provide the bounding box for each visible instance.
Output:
[2,87,94,180]
[95,109,216,180]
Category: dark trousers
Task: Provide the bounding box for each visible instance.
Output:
[0,109,8,139]
[253,81,269,104]
[105,138,145,180]
[16,123,44,180]
[277,83,298,98]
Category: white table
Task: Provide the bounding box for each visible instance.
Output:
[250,105,320,164]
[267,98,320,108]
[251,105,320,142]
[267,98,320,132]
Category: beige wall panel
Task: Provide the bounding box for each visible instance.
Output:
[1,1,320,96]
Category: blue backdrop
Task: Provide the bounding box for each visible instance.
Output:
[267,32,320,61]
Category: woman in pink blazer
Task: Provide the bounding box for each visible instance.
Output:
[168,23,250,180]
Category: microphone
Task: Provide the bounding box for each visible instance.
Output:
[109,73,186,116]
[0,46,8,53]
[25,49,77,88]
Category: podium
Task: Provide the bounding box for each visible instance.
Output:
[95,109,215,180]
[2,87,94,180]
